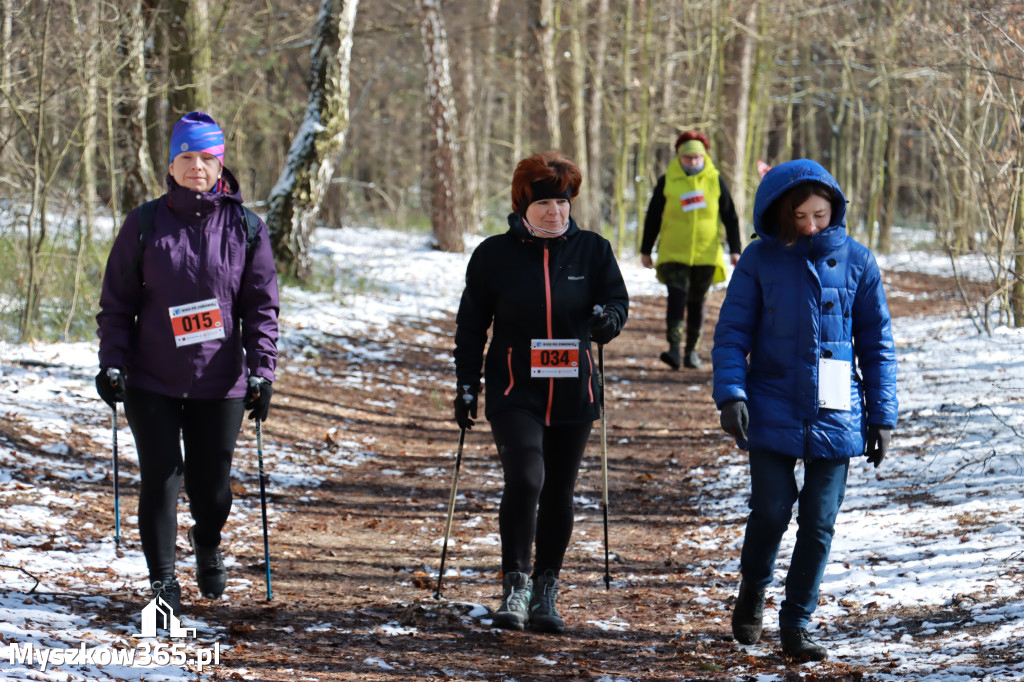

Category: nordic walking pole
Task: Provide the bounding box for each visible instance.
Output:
[598,342,611,590]
[593,306,612,590]
[434,389,472,600]
[255,419,273,601]
[105,367,123,550]
[111,405,121,549]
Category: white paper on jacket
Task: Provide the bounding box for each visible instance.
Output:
[818,357,851,411]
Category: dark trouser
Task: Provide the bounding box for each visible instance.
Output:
[657,262,716,351]
[739,448,849,629]
[124,386,245,581]
[489,410,593,577]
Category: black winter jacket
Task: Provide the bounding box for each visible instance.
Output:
[454,214,630,425]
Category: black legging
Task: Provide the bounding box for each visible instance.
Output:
[489,410,593,577]
[661,263,716,339]
[124,386,245,580]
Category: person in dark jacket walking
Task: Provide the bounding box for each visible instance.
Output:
[641,130,743,370]
[712,159,897,661]
[95,111,279,618]
[453,151,629,633]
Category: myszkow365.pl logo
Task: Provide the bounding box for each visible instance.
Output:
[5,594,222,673]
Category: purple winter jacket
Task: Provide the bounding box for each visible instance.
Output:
[97,168,280,399]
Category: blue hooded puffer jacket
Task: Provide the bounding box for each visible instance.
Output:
[711,159,898,460]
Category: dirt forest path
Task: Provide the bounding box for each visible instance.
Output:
[153,273,951,682]
[211,292,756,682]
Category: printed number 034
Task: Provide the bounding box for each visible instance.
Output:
[539,349,571,366]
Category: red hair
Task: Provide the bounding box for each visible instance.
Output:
[511,151,583,214]
[674,130,710,152]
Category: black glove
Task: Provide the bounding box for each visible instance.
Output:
[865,424,891,468]
[245,377,273,422]
[589,308,619,345]
[720,400,749,442]
[453,387,478,430]
[95,367,126,408]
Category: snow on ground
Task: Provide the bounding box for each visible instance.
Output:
[1,226,1022,680]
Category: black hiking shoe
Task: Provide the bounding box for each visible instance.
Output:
[683,350,702,369]
[781,627,828,661]
[188,527,226,599]
[659,349,681,370]
[491,572,531,631]
[150,576,182,619]
[731,581,766,644]
[529,570,564,633]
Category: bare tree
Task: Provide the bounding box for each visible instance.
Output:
[531,0,560,149]
[585,0,609,235]
[419,0,464,253]
[267,0,359,280]
[569,0,592,230]
[115,0,160,214]
[730,2,758,234]
[166,0,212,118]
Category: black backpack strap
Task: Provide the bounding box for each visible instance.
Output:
[241,206,260,251]
[122,198,161,285]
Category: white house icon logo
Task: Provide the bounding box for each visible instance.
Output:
[140,597,196,638]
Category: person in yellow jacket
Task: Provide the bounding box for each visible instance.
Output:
[641,130,743,369]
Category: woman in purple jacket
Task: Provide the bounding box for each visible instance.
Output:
[95,111,280,617]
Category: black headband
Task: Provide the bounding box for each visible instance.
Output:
[523,179,573,212]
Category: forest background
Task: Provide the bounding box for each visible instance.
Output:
[1,0,1022,344]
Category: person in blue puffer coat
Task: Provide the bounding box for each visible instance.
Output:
[711,159,897,661]
[95,111,280,619]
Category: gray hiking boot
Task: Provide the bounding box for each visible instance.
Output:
[529,569,564,633]
[683,349,702,369]
[491,572,532,631]
[659,348,682,369]
[781,627,828,661]
[150,576,182,619]
[731,580,766,644]
[188,527,226,599]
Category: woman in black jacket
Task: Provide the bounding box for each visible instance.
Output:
[453,151,629,633]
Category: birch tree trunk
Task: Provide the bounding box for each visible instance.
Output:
[513,35,525,166]
[878,124,899,254]
[1014,162,1024,327]
[73,1,99,244]
[731,2,758,235]
[456,39,479,232]
[0,0,11,128]
[266,0,359,279]
[613,0,634,251]
[569,0,593,230]
[477,0,502,212]
[633,0,652,249]
[417,0,463,253]
[585,0,610,234]
[19,0,54,342]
